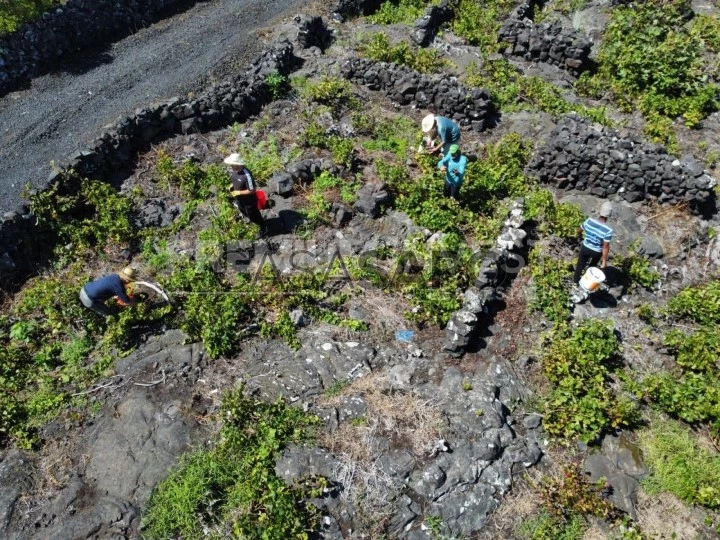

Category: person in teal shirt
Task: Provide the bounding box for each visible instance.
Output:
[438,144,467,200]
[422,114,461,156]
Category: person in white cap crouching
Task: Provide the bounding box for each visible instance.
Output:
[421,113,461,157]
[573,201,614,284]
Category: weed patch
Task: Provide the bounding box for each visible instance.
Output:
[143,386,321,538]
[360,33,447,73]
[466,60,610,125]
[452,0,516,53]
[640,418,720,509]
[366,0,428,25]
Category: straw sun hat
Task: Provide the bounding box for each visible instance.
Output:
[421,114,435,133]
[223,153,245,167]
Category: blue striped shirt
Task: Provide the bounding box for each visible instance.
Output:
[582,218,613,252]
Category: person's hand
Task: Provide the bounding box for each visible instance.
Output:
[440,166,447,173]
[601,259,607,269]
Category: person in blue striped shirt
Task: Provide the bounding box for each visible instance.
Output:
[573,201,614,283]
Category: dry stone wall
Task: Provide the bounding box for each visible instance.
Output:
[342,58,496,131]
[0,0,197,96]
[498,2,591,76]
[444,200,528,356]
[412,0,458,47]
[527,115,717,211]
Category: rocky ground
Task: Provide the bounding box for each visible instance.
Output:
[2,0,720,539]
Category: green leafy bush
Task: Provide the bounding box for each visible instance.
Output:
[0,0,60,34]
[265,70,289,100]
[238,136,286,184]
[664,327,720,373]
[525,189,584,239]
[643,112,680,154]
[452,0,516,52]
[360,33,446,73]
[261,311,301,350]
[362,116,416,159]
[366,0,428,24]
[29,177,136,257]
[465,60,610,125]
[640,418,720,509]
[143,386,321,539]
[162,263,256,358]
[541,320,639,442]
[615,250,660,291]
[304,76,359,117]
[578,0,719,126]
[665,279,720,325]
[529,253,573,324]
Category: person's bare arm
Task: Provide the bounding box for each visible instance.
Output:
[601,241,610,268]
[231,189,253,196]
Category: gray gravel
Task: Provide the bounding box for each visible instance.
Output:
[0,0,308,214]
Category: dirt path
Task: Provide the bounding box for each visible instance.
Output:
[0,0,308,214]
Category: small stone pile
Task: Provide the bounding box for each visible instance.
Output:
[411,0,458,47]
[342,58,495,131]
[294,14,333,51]
[498,9,591,76]
[0,0,190,96]
[443,200,528,356]
[526,115,717,210]
[332,0,383,21]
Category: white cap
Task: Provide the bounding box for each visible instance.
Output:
[600,201,613,218]
[421,114,435,133]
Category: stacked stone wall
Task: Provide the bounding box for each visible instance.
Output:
[526,115,717,210]
[342,58,495,131]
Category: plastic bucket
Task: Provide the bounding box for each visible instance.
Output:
[256,190,267,210]
[579,267,605,292]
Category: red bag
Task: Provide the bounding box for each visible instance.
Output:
[256,189,267,210]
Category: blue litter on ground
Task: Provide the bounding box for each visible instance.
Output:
[395,330,415,343]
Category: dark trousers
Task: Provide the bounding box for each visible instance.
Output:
[574,244,602,283]
[234,199,265,230]
[443,181,461,200]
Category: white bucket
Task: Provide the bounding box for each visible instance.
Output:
[579,267,605,292]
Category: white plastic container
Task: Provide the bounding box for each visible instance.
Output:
[579,267,606,292]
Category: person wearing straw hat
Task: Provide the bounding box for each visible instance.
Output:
[438,144,467,200]
[80,267,137,316]
[422,113,461,157]
[224,153,267,236]
[573,201,614,284]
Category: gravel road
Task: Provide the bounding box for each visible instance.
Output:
[0,0,308,214]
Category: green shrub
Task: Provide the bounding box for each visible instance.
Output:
[29,177,136,257]
[260,311,301,350]
[453,0,516,52]
[238,136,285,183]
[666,280,720,325]
[518,510,586,540]
[642,371,720,432]
[360,33,446,73]
[640,418,720,509]
[643,112,680,154]
[367,0,428,24]
[0,0,60,34]
[664,327,720,373]
[529,253,573,324]
[541,320,639,442]
[691,14,720,53]
[304,76,359,117]
[465,60,611,125]
[162,263,256,358]
[580,0,719,126]
[615,250,660,291]
[143,386,321,539]
[525,189,584,239]
[265,70,289,100]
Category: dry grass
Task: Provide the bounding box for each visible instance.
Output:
[318,373,444,527]
[635,489,708,539]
